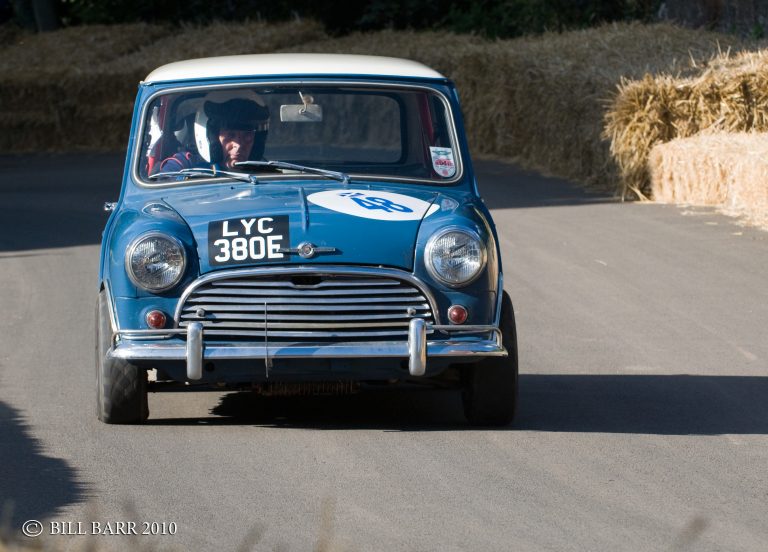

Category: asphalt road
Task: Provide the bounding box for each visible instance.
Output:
[1,154,766,552]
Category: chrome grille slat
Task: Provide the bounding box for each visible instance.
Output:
[180,313,430,322]
[186,295,427,305]
[176,273,436,342]
[182,304,430,313]
[180,320,412,329]
[191,287,421,297]
[212,279,401,288]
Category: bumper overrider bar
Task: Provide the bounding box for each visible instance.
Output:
[109,320,505,379]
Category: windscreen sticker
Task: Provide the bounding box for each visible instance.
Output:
[208,215,289,266]
[307,190,438,221]
[430,147,456,178]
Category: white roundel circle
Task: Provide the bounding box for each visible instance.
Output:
[307,189,438,221]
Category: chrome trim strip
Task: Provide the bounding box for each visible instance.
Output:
[210,278,401,288]
[172,265,444,325]
[187,322,203,380]
[182,320,420,329]
[299,187,309,231]
[118,324,498,339]
[103,280,119,334]
[109,338,506,362]
[187,286,421,297]
[184,295,427,305]
[118,329,188,337]
[408,318,427,376]
[278,243,338,258]
[494,272,504,327]
[432,324,499,333]
[180,304,430,313]
[178,328,430,338]
[116,324,500,345]
[179,312,429,322]
[132,81,463,188]
[186,310,429,319]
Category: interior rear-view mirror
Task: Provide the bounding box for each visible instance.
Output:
[280,104,323,122]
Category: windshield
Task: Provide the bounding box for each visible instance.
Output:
[137,84,460,184]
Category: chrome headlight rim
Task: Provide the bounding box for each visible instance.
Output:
[125,231,187,293]
[425,226,487,288]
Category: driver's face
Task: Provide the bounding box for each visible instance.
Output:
[218,129,255,169]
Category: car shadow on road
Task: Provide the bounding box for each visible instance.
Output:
[0,154,122,252]
[0,400,89,534]
[474,159,616,210]
[516,374,768,435]
[148,387,468,430]
[147,374,768,435]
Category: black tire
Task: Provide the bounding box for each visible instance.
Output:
[461,290,518,426]
[95,289,148,424]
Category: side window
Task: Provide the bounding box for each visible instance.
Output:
[139,94,204,178]
[430,95,451,148]
[141,97,179,178]
[141,102,163,178]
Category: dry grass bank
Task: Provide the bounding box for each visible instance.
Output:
[649,132,768,228]
[0,21,742,165]
[4,19,767,227]
[0,20,327,150]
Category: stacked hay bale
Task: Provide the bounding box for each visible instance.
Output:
[649,132,768,228]
[604,49,768,200]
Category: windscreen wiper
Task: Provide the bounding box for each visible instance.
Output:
[235,160,349,184]
[148,168,256,184]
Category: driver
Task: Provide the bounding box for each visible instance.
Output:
[159,94,269,173]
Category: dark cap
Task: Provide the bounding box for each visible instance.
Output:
[204,99,269,132]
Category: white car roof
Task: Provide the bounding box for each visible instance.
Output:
[144,53,446,83]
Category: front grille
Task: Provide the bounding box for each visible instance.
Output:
[177,272,435,342]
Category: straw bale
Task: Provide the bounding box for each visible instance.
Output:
[649,132,768,229]
[603,43,768,200]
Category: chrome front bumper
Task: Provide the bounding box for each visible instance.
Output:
[109,320,506,379]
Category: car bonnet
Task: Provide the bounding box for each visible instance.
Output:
[161,182,440,273]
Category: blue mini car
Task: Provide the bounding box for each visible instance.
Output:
[97,53,518,425]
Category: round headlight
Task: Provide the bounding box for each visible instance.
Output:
[425,228,486,287]
[126,233,186,292]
